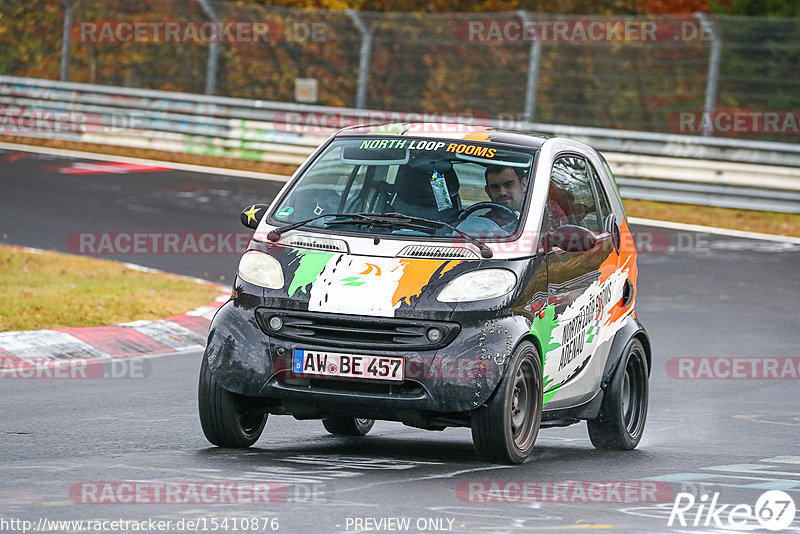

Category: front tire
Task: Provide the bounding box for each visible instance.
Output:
[198,356,267,448]
[588,338,649,450]
[471,341,542,464]
[322,418,375,436]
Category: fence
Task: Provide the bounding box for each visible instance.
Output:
[2,75,799,213]
[2,1,800,143]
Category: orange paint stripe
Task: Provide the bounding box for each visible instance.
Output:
[462,128,494,141]
[360,263,381,276]
[391,260,461,307]
[598,219,638,321]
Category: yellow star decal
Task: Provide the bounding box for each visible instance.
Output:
[244,205,261,224]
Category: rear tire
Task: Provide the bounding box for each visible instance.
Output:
[471,341,542,464]
[198,356,267,448]
[322,418,375,436]
[588,338,648,450]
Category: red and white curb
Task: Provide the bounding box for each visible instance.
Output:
[0,294,227,377]
[0,250,230,376]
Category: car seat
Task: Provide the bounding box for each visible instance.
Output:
[390,164,461,223]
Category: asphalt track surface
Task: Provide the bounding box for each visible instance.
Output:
[1,147,800,534]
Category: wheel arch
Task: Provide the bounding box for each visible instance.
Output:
[517,333,544,367]
[602,315,651,390]
[634,329,652,377]
[479,333,544,407]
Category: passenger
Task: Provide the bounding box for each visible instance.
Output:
[548,183,572,228]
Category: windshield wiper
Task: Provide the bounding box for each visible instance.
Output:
[364,212,493,259]
[265,212,368,242]
[325,214,438,233]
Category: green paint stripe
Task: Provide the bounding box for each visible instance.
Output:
[287,250,334,297]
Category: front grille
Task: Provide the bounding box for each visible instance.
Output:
[256,308,459,350]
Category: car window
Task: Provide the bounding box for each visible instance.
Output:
[271,137,536,240]
[600,155,627,218]
[451,162,489,207]
[342,164,371,212]
[549,156,600,233]
[279,145,354,219]
[587,161,612,229]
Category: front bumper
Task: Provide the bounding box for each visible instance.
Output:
[204,298,531,415]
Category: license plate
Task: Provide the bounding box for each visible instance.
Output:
[292,349,404,381]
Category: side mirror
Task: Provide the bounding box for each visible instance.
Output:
[549,225,597,252]
[241,204,270,230]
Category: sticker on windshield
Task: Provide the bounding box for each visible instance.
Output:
[276,207,294,218]
[430,170,453,211]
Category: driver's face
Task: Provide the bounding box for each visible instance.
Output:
[485,168,527,212]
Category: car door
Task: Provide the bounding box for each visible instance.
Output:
[542,154,617,403]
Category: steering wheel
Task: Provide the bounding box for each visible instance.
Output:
[455,202,517,226]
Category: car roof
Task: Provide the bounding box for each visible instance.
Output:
[335,122,551,149]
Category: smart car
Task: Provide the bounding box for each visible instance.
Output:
[198,123,651,464]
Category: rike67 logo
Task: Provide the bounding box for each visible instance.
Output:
[668,490,796,531]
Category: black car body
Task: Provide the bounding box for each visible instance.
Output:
[199,123,651,463]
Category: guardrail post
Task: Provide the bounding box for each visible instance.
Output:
[517,10,542,123]
[696,13,721,137]
[197,0,220,95]
[60,0,73,81]
[347,9,372,109]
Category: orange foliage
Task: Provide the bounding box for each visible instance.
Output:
[634,0,712,14]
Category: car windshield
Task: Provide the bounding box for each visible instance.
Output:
[270,137,536,240]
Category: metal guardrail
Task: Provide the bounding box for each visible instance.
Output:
[1,75,799,213]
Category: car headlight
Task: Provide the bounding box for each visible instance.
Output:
[437,269,517,303]
[237,250,284,289]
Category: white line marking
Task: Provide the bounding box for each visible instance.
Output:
[763,456,800,464]
[0,141,291,182]
[629,216,800,244]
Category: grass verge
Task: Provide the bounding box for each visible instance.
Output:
[0,245,224,331]
[624,199,800,238]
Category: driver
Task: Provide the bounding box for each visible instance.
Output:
[483,165,528,227]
